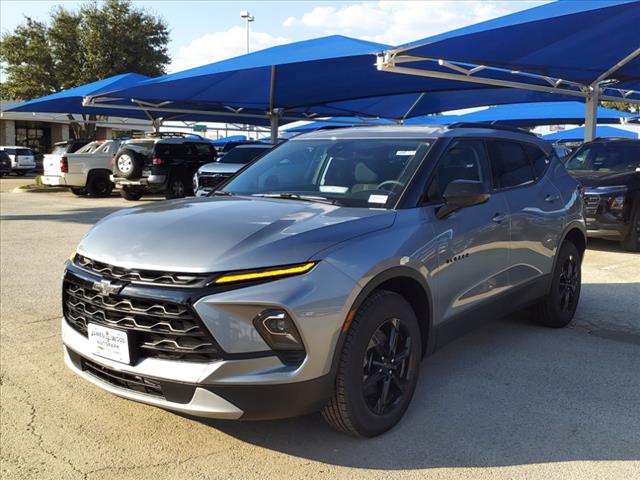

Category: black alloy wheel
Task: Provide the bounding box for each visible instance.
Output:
[362,318,415,416]
[557,254,580,314]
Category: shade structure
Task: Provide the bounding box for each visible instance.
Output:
[544,125,638,141]
[83,35,577,126]
[378,0,640,141]
[6,73,153,119]
[284,117,394,133]
[418,102,636,126]
[5,73,275,125]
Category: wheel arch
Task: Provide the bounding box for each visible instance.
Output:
[330,266,434,379]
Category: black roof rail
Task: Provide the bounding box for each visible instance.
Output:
[448,122,538,137]
[592,136,638,142]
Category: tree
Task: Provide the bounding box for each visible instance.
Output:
[0,0,169,138]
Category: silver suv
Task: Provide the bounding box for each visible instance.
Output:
[62,125,586,437]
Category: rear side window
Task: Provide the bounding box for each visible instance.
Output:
[154,143,188,159]
[426,140,491,202]
[192,143,216,157]
[488,141,535,189]
[522,143,550,179]
[219,147,269,164]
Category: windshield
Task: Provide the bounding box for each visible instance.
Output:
[566,142,640,172]
[219,147,269,164]
[223,138,432,208]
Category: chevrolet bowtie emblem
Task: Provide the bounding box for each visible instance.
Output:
[92,279,121,296]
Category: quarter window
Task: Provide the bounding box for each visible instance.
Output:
[522,143,550,179]
[488,141,535,189]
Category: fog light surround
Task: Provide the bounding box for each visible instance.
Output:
[253,309,304,352]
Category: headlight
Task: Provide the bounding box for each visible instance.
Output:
[193,172,199,191]
[609,194,626,211]
[213,262,316,285]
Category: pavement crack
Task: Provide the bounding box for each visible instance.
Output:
[25,315,60,324]
[14,382,88,479]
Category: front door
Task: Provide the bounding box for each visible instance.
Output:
[424,139,511,327]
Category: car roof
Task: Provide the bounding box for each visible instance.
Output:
[229,144,271,149]
[0,146,31,149]
[294,124,552,153]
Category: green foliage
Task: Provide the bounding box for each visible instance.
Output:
[0,0,169,101]
[601,101,639,114]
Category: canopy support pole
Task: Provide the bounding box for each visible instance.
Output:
[269,110,281,144]
[152,118,162,132]
[400,92,426,124]
[268,64,280,144]
[584,85,600,142]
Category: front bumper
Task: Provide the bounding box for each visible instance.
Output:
[61,259,359,419]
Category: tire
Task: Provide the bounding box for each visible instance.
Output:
[113,149,143,179]
[70,187,87,196]
[620,201,640,252]
[86,173,113,197]
[322,290,421,437]
[533,241,581,328]
[165,175,188,199]
[120,186,144,201]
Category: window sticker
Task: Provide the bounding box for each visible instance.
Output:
[320,186,349,193]
[396,150,417,156]
[368,194,388,204]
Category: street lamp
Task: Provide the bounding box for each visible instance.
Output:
[240,11,254,54]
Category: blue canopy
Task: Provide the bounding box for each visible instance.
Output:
[544,125,638,141]
[7,73,154,119]
[421,102,635,126]
[83,35,576,122]
[382,1,640,104]
[284,117,394,133]
[210,135,247,145]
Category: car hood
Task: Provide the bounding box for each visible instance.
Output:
[569,169,640,188]
[78,196,396,273]
[198,162,243,174]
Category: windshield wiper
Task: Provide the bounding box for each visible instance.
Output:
[252,192,337,205]
[208,190,233,197]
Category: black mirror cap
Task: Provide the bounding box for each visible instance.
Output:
[437,180,491,219]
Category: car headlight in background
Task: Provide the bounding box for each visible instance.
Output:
[592,185,628,212]
[193,172,199,191]
[213,262,316,285]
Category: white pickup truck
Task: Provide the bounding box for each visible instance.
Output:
[42,140,121,196]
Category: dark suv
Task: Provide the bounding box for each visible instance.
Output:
[112,133,217,200]
[565,138,640,251]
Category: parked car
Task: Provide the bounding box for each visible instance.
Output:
[218,140,267,154]
[41,140,121,197]
[62,124,585,437]
[43,139,92,180]
[0,150,12,176]
[111,133,217,200]
[565,138,640,251]
[0,146,36,175]
[194,144,272,196]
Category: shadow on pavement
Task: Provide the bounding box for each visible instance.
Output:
[0,206,122,225]
[586,237,629,254]
[194,314,640,470]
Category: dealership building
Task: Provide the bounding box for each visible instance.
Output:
[1,101,151,154]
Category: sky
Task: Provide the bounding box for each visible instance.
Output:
[1,0,548,73]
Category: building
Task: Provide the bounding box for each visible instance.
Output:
[1,101,152,154]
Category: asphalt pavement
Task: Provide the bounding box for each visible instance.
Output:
[1,184,639,480]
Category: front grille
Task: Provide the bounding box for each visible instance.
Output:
[81,357,163,398]
[64,281,222,362]
[584,194,601,216]
[198,173,231,189]
[74,254,210,288]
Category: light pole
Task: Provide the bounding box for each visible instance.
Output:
[240,11,254,54]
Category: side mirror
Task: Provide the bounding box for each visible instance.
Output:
[436,180,491,219]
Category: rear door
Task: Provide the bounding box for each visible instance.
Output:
[426,139,511,326]
[487,140,564,287]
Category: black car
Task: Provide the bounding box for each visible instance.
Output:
[111,133,217,200]
[0,151,12,176]
[565,138,640,251]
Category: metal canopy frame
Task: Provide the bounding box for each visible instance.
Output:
[378,47,640,142]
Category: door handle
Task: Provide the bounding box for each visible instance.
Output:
[492,213,507,223]
[545,194,559,203]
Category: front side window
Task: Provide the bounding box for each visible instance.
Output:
[488,141,535,189]
[426,140,491,202]
[566,142,640,172]
[224,138,432,208]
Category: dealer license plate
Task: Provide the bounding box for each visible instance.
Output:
[88,323,130,364]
